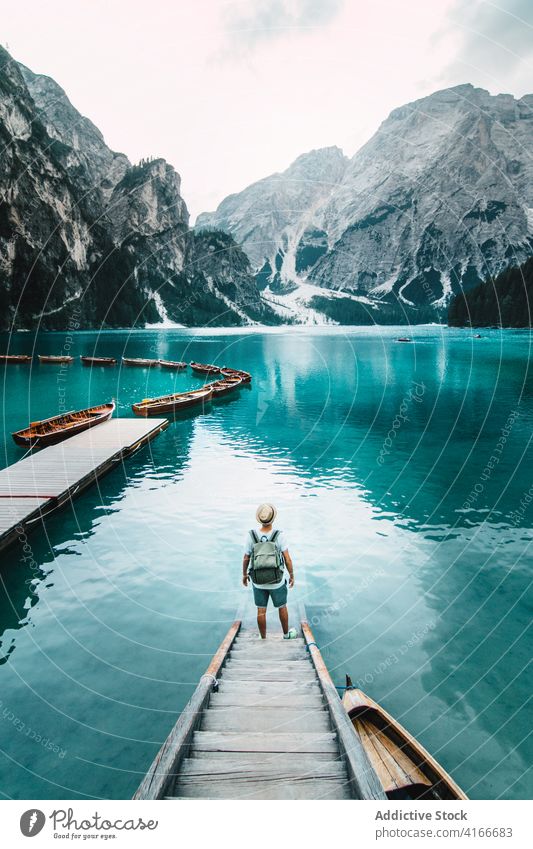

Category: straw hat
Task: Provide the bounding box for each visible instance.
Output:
[256,503,277,525]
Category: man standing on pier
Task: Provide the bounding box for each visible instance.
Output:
[242,503,297,639]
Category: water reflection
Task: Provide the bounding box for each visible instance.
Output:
[0,327,531,799]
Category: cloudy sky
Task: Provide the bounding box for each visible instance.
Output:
[2,0,532,218]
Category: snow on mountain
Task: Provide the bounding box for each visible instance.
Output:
[196,147,349,295]
[197,85,533,324]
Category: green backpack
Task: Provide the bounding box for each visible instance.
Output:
[249,529,285,585]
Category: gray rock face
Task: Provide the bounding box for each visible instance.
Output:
[19,63,130,204]
[197,147,349,292]
[198,85,533,320]
[313,84,533,308]
[108,158,189,244]
[0,47,269,330]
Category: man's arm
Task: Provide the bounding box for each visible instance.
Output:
[242,554,250,586]
[283,549,295,587]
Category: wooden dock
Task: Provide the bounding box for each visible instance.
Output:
[0,417,168,554]
[134,618,386,800]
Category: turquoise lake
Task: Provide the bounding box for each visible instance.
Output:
[0,325,531,800]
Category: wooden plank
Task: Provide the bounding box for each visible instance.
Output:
[217,680,321,696]
[211,692,324,708]
[301,620,386,800]
[190,750,335,762]
[226,657,310,665]
[231,647,308,658]
[192,730,339,754]
[234,635,304,642]
[354,718,398,791]
[221,670,317,682]
[374,724,431,787]
[225,661,311,671]
[133,620,241,800]
[201,708,330,733]
[169,778,351,799]
[230,654,308,663]
[233,634,304,642]
[179,757,345,780]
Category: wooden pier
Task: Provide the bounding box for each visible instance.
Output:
[0,417,168,554]
[134,617,386,800]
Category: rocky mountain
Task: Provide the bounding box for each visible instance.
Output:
[0,47,273,330]
[197,147,348,295]
[198,85,533,323]
[19,62,130,205]
[448,256,533,327]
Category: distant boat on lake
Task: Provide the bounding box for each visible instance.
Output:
[220,367,252,383]
[122,357,159,367]
[132,387,213,416]
[159,359,187,369]
[190,361,223,375]
[81,356,117,366]
[38,354,73,363]
[204,375,242,397]
[0,354,32,364]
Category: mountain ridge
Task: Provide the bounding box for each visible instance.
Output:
[198,83,533,323]
[0,47,274,330]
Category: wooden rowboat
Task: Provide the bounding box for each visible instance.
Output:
[12,401,115,448]
[204,376,242,397]
[81,356,117,366]
[159,359,187,369]
[190,361,223,375]
[220,367,252,383]
[0,354,32,364]
[132,387,213,416]
[342,678,467,800]
[122,357,159,367]
[38,354,74,364]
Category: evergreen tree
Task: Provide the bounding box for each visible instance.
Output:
[448,258,533,327]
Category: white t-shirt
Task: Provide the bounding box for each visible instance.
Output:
[244,528,289,590]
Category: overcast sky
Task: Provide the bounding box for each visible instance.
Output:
[2,0,532,219]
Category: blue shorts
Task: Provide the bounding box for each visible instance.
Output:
[252,580,288,609]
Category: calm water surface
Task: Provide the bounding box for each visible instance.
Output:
[0,326,531,799]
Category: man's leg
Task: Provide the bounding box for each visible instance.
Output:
[257,606,267,638]
[253,586,268,638]
[278,604,289,635]
[272,583,289,634]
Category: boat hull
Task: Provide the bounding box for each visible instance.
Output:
[220,367,251,383]
[132,390,213,417]
[122,358,159,367]
[38,356,73,364]
[342,687,467,800]
[190,361,222,375]
[159,360,187,369]
[12,402,115,448]
[206,377,242,397]
[81,357,117,366]
[0,355,32,364]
